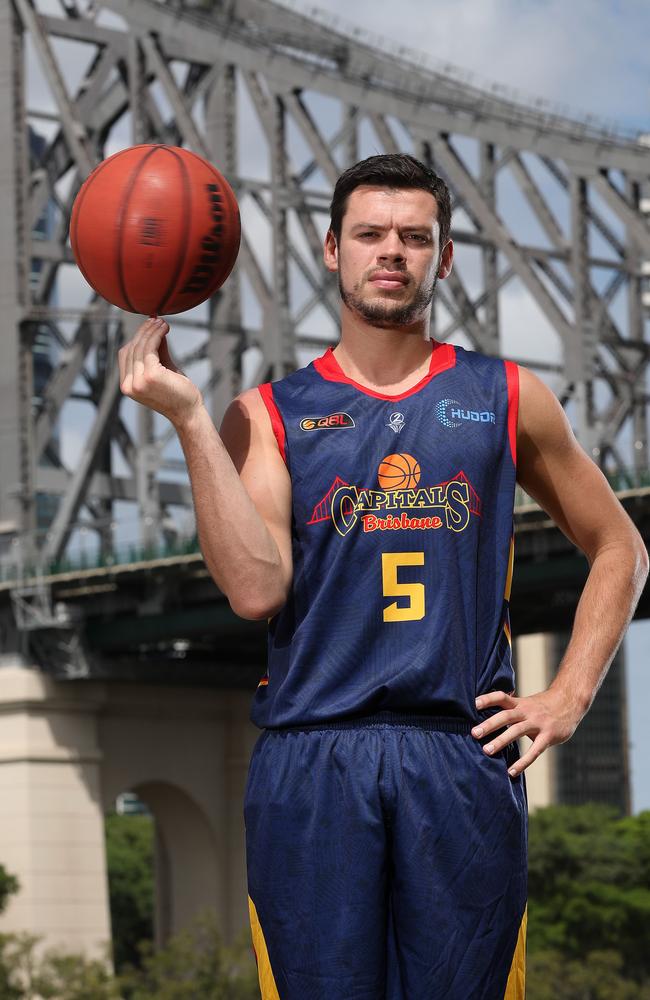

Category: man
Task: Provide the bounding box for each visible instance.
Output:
[119,154,648,999]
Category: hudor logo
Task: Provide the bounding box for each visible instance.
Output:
[435,398,495,429]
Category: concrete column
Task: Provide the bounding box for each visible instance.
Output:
[0,663,111,957]
[514,633,558,812]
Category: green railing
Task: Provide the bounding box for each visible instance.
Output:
[0,535,202,586]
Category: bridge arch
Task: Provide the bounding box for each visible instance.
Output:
[130,780,221,947]
[99,684,256,945]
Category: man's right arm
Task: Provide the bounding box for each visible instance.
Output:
[176,390,292,619]
[119,317,292,620]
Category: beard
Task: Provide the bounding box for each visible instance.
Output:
[338,267,439,329]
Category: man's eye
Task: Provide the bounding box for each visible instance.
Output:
[407,234,429,242]
[359,231,378,238]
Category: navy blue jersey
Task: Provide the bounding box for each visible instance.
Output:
[252,341,519,729]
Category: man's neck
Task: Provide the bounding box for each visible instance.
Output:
[332,310,436,394]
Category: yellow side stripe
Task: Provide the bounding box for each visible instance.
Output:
[504,620,512,647]
[248,895,280,1000]
[504,536,515,602]
[504,905,527,999]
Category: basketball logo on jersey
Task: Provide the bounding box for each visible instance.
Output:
[377,453,420,489]
[307,455,482,538]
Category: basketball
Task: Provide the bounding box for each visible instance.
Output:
[377,453,421,490]
[70,144,240,316]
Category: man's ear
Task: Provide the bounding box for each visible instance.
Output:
[437,239,454,279]
[324,228,339,273]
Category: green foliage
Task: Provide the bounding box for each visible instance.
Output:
[0,913,259,1000]
[104,812,155,971]
[527,805,650,995]
[527,949,650,1000]
[0,932,42,1000]
[118,909,259,1000]
[0,864,20,915]
[30,949,121,1000]
[0,932,119,999]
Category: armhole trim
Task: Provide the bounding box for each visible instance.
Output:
[504,361,519,468]
[258,383,287,466]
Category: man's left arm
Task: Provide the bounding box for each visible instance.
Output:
[471,365,649,777]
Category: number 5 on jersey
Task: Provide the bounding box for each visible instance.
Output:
[381,552,425,622]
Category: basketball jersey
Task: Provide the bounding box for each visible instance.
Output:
[251,341,519,729]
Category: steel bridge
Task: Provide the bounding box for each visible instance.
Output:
[1,0,650,676]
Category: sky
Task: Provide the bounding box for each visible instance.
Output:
[316,0,650,134]
[22,0,650,809]
[309,0,650,811]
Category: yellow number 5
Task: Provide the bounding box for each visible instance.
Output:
[381,552,425,622]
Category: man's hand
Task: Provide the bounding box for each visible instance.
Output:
[471,689,582,778]
[118,316,203,428]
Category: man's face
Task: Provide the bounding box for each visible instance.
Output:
[324,185,452,329]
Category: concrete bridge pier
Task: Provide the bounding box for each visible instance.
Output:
[0,661,259,958]
[0,659,112,956]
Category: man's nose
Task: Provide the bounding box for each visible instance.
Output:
[377,231,405,263]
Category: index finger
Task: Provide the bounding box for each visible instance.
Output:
[475,690,516,711]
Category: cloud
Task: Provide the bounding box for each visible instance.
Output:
[320,0,650,130]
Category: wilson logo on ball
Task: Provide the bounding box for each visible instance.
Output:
[181,184,225,295]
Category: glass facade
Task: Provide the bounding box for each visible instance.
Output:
[553,633,630,814]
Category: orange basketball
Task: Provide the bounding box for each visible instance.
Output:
[70,144,240,315]
[377,453,421,490]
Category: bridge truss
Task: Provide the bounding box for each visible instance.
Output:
[1,0,650,647]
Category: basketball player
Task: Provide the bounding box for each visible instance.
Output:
[118,154,648,999]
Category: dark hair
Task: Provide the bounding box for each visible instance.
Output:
[329,153,452,248]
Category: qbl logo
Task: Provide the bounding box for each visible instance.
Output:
[436,398,495,429]
[300,412,355,431]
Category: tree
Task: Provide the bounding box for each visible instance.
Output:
[0,935,29,1000]
[527,805,650,991]
[0,915,258,1000]
[527,949,650,1000]
[0,864,19,915]
[0,932,123,999]
[117,910,259,1000]
[104,812,155,971]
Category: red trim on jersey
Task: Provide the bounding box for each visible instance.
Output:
[504,360,519,467]
[313,342,456,401]
[258,383,287,465]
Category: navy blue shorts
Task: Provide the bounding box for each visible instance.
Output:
[245,713,527,999]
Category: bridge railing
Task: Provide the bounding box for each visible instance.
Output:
[0,535,202,587]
